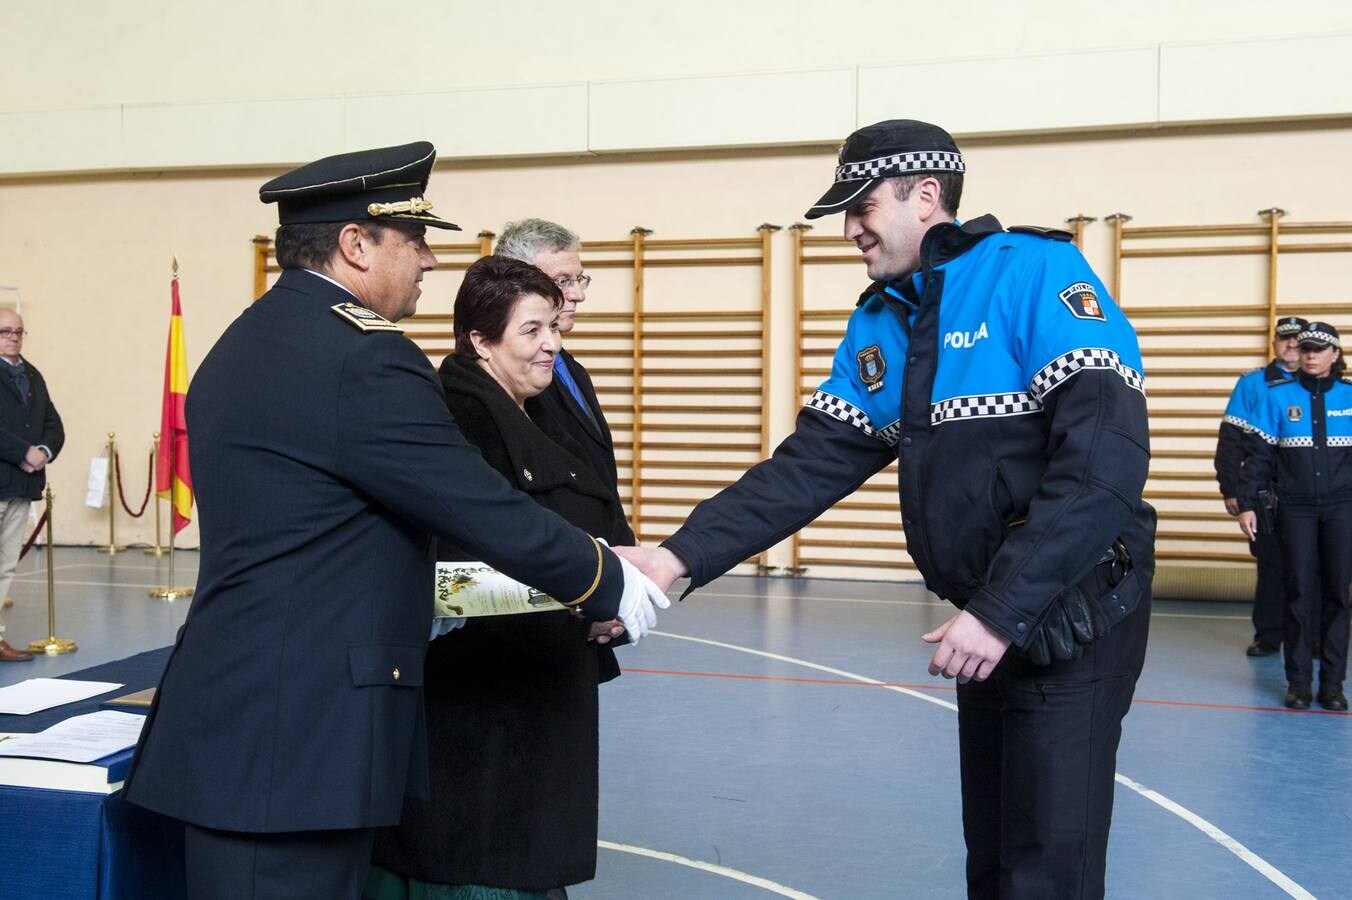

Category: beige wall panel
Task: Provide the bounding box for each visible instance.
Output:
[122,99,348,168]
[8,1,1352,112]
[587,69,857,151]
[3,123,1352,563]
[1160,34,1352,123]
[859,48,1159,136]
[0,107,125,174]
[347,85,590,158]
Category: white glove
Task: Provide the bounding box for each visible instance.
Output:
[429,616,466,641]
[613,552,671,646]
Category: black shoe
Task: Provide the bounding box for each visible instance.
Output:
[1318,683,1348,711]
[1246,640,1279,657]
[1284,685,1313,709]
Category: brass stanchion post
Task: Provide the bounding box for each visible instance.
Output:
[28,486,75,654]
[144,432,166,555]
[149,521,194,600]
[150,426,194,600]
[95,431,124,553]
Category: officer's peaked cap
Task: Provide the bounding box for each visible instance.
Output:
[1297,321,1340,350]
[806,119,965,220]
[1274,316,1309,338]
[259,141,460,230]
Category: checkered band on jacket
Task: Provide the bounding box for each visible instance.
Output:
[931,392,1042,426]
[1028,348,1145,402]
[807,390,900,447]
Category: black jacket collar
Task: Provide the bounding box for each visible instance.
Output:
[1264,360,1298,386]
[858,214,1006,307]
[1297,369,1339,393]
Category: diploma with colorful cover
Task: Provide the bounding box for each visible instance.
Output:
[434,561,567,619]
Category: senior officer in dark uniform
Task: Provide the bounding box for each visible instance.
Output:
[1214,316,1304,656]
[123,143,667,900]
[617,120,1155,899]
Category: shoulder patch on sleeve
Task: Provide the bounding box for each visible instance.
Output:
[1008,225,1074,242]
[1057,283,1105,321]
[856,345,887,392]
[331,302,403,333]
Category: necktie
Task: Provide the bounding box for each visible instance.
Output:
[8,363,28,407]
[552,356,595,426]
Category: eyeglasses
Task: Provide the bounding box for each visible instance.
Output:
[0,329,26,339]
[553,274,592,291]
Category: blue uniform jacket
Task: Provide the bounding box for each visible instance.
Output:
[1214,362,1295,499]
[665,216,1155,648]
[1237,370,1352,510]
[124,270,624,833]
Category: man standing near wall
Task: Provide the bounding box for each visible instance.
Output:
[1215,316,1305,657]
[0,309,62,662]
[496,219,633,539]
[617,120,1156,899]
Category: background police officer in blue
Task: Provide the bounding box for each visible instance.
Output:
[618,120,1156,899]
[1215,316,1304,657]
[123,142,667,900]
[1237,322,1351,711]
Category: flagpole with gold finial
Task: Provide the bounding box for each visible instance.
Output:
[151,257,194,601]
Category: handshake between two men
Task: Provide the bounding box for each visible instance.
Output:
[611,543,1015,685]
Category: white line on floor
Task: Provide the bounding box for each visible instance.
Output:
[691,591,1249,620]
[1112,774,1314,900]
[597,840,818,899]
[8,579,193,591]
[651,630,1312,899]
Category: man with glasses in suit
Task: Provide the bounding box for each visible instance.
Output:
[496,219,632,539]
[0,308,63,662]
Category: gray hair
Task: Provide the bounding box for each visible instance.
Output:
[494,218,580,264]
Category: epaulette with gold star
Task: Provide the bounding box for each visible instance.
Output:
[331,303,402,333]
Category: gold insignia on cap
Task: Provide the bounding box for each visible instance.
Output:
[368,196,435,218]
[330,302,402,333]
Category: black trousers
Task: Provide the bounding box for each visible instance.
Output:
[183,822,375,900]
[956,593,1150,900]
[1277,501,1352,687]
[1250,526,1286,646]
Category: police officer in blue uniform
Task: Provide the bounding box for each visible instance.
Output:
[1237,322,1352,711]
[122,143,667,900]
[620,120,1155,899]
[1215,316,1304,656]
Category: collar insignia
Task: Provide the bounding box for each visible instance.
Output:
[331,303,402,333]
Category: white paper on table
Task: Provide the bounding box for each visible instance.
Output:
[0,678,123,715]
[86,456,109,508]
[0,710,145,763]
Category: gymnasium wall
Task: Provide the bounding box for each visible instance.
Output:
[2,2,1351,582]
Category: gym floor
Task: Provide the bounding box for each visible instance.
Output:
[2,548,1346,899]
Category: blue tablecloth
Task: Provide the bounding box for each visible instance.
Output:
[0,647,185,900]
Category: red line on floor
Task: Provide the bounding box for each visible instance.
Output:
[623,667,1352,716]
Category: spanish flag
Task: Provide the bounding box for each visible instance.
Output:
[156,274,194,532]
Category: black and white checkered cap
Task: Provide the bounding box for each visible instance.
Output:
[1273,316,1308,338]
[806,120,964,219]
[1297,321,1340,349]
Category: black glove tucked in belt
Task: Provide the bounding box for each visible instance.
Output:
[1023,542,1126,667]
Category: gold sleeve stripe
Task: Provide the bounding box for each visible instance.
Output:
[562,537,605,607]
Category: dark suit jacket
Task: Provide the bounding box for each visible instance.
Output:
[123,269,626,833]
[0,358,64,500]
[373,356,629,889]
[536,348,634,543]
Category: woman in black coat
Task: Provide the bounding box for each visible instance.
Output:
[368,257,633,900]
